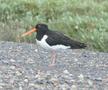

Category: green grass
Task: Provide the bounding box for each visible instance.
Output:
[0,0,108,52]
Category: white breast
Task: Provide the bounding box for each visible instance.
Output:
[36,35,70,50]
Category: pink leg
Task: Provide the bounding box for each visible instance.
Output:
[49,50,56,66]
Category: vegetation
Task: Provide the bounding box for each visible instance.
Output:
[0,0,108,52]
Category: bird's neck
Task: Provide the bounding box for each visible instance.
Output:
[36,31,47,40]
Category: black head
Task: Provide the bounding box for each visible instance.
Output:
[35,24,49,33]
[35,24,49,40]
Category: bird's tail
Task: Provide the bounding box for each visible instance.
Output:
[78,43,86,48]
[70,42,87,49]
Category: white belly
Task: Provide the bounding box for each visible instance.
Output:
[36,35,70,50]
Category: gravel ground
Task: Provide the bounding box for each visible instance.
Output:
[0,41,108,90]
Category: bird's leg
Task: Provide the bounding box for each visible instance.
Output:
[49,50,56,66]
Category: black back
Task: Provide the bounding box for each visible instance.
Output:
[45,30,86,49]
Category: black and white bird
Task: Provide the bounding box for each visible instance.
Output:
[21,24,86,66]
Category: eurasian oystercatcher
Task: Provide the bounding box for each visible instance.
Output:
[21,24,86,66]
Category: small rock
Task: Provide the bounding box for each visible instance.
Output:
[29,83,45,89]
[95,77,102,81]
[74,58,78,62]
[24,78,29,83]
[45,71,51,79]
[26,58,34,64]
[29,83,35,87]
[10,59,15,62]
[10,79,14,84]
[10,65,16,70]
[87,79,93,86]
[46,71,51,76]
[0,86,3,89]
[78,74,84,81]
[71,85,77,90]
[0,83,5,86]
[19,86,23,90]
[50,77,59,86]
[60,83,70,90]
[63,70,70,74]
[35,71,41,78]
[35,49,38,52]
[16,71,22,76]
[35,74,40,79]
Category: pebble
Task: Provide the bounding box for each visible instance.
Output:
[10,59,16,62]
[26,58,34,64]
[50,77,59,86]
[0,86,3,89]
[29,83,44,89]
[19,86,23,90]
[34,49,38,52]
[87,79,93,86]
[24,78,29,83]
[60,83,70,90]
[78,74,84,81]
[71,85,77,90]
[10,65,16,70]
[29,83,35,87]
[74,58,78,62]
[63,70,70,74]
[16,71,22,76]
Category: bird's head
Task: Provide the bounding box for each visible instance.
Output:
[36,24,48,31]
[21,23,48,37]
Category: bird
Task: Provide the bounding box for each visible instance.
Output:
[21,23,86,66]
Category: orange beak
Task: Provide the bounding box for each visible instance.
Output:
[21,28,37,37]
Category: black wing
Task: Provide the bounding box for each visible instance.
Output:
[46,30,86,49]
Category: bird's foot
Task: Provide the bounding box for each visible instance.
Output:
[48,63,56,67]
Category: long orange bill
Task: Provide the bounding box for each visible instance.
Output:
[21,28,37,37]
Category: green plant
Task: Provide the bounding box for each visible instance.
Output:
[0,0,108,52]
